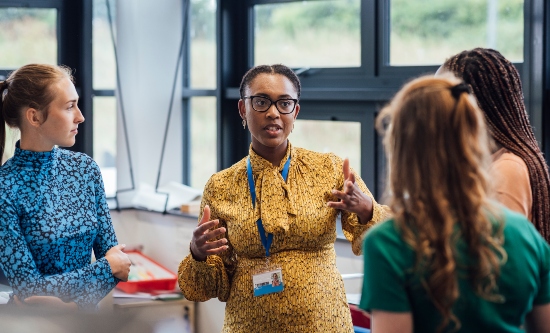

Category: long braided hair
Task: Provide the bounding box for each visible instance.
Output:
[443,48,550,242]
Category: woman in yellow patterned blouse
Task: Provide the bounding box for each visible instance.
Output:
[178,64,390,332]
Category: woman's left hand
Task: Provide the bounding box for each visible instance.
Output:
[327,158,374,224]
[14,295,78,311]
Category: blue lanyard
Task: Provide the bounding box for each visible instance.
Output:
[246,155,291,257]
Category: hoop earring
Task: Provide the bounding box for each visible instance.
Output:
[242,119,247,129]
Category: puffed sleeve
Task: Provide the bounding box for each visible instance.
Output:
[178,175,236,302]
[330,154,392,255]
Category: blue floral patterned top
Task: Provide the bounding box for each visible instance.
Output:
[0,142,119,309]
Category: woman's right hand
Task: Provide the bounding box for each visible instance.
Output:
[105,244,131,281]
[190,205,229,261]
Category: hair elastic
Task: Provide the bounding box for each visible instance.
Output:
[450,83,471,100]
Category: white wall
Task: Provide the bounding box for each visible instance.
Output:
[116,0,183,207]
[111,209,228,333]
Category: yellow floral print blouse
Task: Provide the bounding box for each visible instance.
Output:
[178,143,390,333]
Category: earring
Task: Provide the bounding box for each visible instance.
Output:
[242,119,247,129]
[292,123,295,133]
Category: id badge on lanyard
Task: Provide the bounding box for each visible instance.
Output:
[247,155,290,297]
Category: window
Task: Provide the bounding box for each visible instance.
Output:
[1,125,19,164]
[92,0,117,194]
[93,96,117,197]
[289,119,361,174]
[93,0,116,90]
[389,0,524,66]
[0,6,58,163]
[254,0,361,68]
[190,97,217,190]
[184,0,218,189]
[216,0,543,201]
[190,0,216,89]
[0,8,57,68]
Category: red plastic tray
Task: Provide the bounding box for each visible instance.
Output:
[349,304,371,329]
[116,251,178,294]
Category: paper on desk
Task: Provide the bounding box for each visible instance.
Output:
[113,288,153,299]
[132,182,202,212]
[0,283,12,304]
[113,288,183,301]
[0,292,11,304]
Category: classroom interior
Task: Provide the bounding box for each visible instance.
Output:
[0,0,549,332]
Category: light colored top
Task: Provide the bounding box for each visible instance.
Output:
[360,207,550,332]
[178,142,390,333]
[490,148,532,221]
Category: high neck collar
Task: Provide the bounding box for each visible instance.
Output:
[249,142,293,173]
[11,140,57,167]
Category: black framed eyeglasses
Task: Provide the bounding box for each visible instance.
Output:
[243,95,298,114]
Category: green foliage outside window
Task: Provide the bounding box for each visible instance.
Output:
[254,0,361,68]
[256,0,360,38]
[390,0,523,64]
[0,8,57,68]
[391,0,522,39]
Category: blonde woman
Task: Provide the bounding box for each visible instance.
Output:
[0,64,130,310]
[360,75,550,332]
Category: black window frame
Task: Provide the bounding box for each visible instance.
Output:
[214,0,547,199]
[181,0,218,186]
[0,0,93,156]
[0,0,63,80]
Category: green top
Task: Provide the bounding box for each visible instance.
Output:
[360,207,550,332]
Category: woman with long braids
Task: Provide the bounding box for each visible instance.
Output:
[360,75,550,332]
[439,48,550,242]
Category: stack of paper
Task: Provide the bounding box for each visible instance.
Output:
[132,182,202,212]
[0,283,12,305]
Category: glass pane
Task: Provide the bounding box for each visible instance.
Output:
[93,97,117,197]
[289,120,361,175]
[254,0,361,68]
[190,0,216,89]
[390,0,524,65]
[190,97,217,190]
[93,0,117,90]
[1,125,20,164]
[0,8,57,68]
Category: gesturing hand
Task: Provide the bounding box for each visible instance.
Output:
[327,158,374,224]
[190,205,229,262]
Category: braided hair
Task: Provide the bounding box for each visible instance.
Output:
[443,48,550,241]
